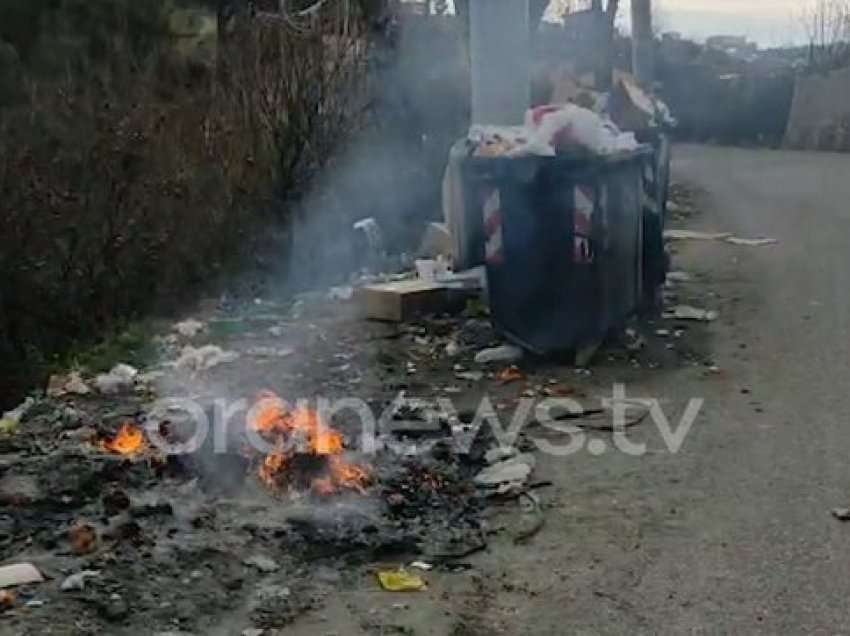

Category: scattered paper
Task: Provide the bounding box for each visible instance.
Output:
[474,453,536,488]
[664,229,778,247]
[60,570,100,592]
[173,319,206,338]
[0,563,44,589]
[664,230,732,241]
[172,345,239,373]
[475,344,523,365]
[724,237,778,247]
[47,372,91,397]
[94,363,138,395]
[666,271,692,283]
[669,305,718,322]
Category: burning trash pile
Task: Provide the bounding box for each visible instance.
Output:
[0,372,505,633]
[247,391,371,496]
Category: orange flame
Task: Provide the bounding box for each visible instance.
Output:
[248,391,369,494]
[99,422,145,455]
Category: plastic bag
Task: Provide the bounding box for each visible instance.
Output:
[515,104,638,157]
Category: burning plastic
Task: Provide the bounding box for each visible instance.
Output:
[248,391,370,495]
[97,423,146,456]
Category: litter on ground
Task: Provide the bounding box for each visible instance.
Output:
[377,569,427,592]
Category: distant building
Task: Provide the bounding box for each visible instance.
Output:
[706,34,758,60]
[662,31,682,42]
[707,35,747,50]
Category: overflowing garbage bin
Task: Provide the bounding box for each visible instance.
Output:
[460,147,653,355]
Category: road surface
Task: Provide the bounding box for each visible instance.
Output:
[531,144,850,633]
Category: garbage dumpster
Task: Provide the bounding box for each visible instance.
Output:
[462,147,652,355]
[637,129,671,308]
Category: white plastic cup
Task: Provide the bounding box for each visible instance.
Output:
[416,259,437,281]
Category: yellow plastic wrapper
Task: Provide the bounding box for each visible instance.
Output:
[376,569,427,592]
[0,419,17,436]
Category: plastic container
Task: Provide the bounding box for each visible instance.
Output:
[462,147,652,355]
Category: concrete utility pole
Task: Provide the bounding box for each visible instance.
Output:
[630,0,654,90]
[468,0,530,125]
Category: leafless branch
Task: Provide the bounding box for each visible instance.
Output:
[801,0,850,71]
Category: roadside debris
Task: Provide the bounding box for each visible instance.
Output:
[46,371,91,397]
[414,258,450,282]
[172,344,239,373]
[623,328,645,352]
[243,555,280,573]
[545,400,650,431]
[514,491,544,545]
[0,590,15,611]
[0,397,34,435]
[60,570,101,592]
[497,366,526,384]
[831,507,850,521]
[485,446,519,465]
[327,286,354,301]
[664,229,732,241]
[358,280,454,322]
[668,305,718,322]
[353,217,384,253]
[455,370,484,382]
[173,318,206,338]
[573,405,650,431]
[69,521,99,555]
[665,229,778,247]
[474,453,535,490]
[418,222,453,259]
[0,563,44,589]
[475,344,523,364]
[724,237,778,247]
[408,561,434,572]
[93,363,138,395]
[377,569,427,592]
[667,271,692,283]
[666,201,692,220]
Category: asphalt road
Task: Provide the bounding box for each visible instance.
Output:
[560,143,850,634]
[611,143,850,633]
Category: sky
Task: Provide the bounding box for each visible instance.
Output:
[629,0,805,47]
[426,0,808,48]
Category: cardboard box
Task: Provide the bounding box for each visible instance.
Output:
[357,280,452,322]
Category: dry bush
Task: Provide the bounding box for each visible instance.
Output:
[0,3,369,405]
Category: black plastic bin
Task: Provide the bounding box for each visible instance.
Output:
[462,147,653,355]
[636,130,671,307]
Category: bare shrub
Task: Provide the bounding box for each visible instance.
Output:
[802,0,850,72]
[0,2,369,405]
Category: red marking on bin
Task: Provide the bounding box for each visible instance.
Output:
[484,189,504,265]
[574,185,595,264]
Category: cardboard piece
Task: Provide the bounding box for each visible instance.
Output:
[357,280,451,322]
